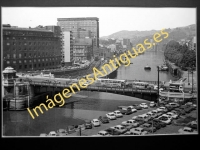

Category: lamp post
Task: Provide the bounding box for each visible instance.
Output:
[157,66,160,106]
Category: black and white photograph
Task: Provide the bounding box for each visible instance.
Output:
[2,7,197,137]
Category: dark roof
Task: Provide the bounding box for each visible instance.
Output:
[3,27,52,32]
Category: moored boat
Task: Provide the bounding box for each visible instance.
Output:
[144,65,151,70]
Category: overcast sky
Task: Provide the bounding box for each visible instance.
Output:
[2,7,196,37]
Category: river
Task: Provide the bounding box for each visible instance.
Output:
[3,50,177,136]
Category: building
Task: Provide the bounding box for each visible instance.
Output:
[73,41,93,62]
[188,36,196,51]
[62,31,73,65]
[3,25,62,72]
[57,17,99,48]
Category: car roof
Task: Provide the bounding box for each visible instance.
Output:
[93,119,99,121]
[108,112,114,114]
[99,131,107,133]
[184,127,192,130]
[115,125,123,127]
[49,131,56,134]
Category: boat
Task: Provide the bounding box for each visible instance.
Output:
[144,65,151,70]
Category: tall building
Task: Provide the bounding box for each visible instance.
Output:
[3,24,62,72]
[63,31,73,65]
[57,17,99,47]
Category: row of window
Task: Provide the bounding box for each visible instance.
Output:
[6,58,59,64]
[6,61,60,66]
[5,46,60,51]
[4,31,53,37]
[5,53,60,59]
[17,62,60,70]
[5,41,59,46]
[4,36,58,41]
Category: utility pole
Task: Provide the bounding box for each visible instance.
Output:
[157,66,160,106]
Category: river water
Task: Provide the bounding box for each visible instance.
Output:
[3,50,177,136]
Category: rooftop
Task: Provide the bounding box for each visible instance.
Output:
[3,27,52,32]
[57,17,99,21]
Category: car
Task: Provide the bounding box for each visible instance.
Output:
[147,111,157,118]
[48,131,57,136]
[127,106,137,113]
[168,102,180,108]
[67,125,76,134]
[175,108,186,115]
[140,123,157,133]
[157,116,171,125]
[145,113,154,121]
[184,106,193,113]
[140,103,148,109]
[39,133,48,137]
[178,127,198,134]
[135,114,149,122]
[106,112,117,120]
[97,131,111,136]
[165,105,174,111]
[149,102,156,107]
[153,119,167,127]
[113,110,123,118]
[98,116,110,124]
[189,121,197,129]
[113,125,128,134]
[121,119,139,127]
[132,104,142,110]
[105,127,121,135]
[119,108,132,115]
[56,129,68,136]
[91,119,101,127]
[166,112,178,119]
[129,127,148,135]
[132,116,138,120]
[156,107,168,113]
[161,114,173,120]
[84,120,93,129]
[147,121,161,130]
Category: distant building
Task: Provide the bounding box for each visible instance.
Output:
[188,36,196,51]
[57,17,99,47]
[107,44,116,52]
[3,25,62,71]
[73,41,93,62]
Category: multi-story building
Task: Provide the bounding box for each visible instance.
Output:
[188,36,196,51]
[73,41,93,62]
[62,31,73,65]
[57,17,99,48]
[3,24,62,72]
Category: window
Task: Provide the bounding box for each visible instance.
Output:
[13,61,16,64]
[24,65,27,69]
[24,60,27,63]
[13,54,16,58]
[7,61,10,64]
[7,54,10,59]
[24,53,26,57]
[7,43,10,46]
[29,60,32,63]
[29,64,32,68]
[19,60,22,63]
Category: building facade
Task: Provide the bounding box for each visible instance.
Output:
[57,17,99,48]
[3,25,62,72]
[63,31,73,64]
[73,43,93,62]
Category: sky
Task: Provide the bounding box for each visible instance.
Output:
[2,7,196,37]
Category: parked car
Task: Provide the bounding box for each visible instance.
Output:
[48,131,57,136]
[168,102,180,108]
[147,121,161,130]
[132,104,142,110]
[166,112,178,119]
[97,131,111,136]
[57,129,68,136]
[140,103,148,109]
[147,111,157,118]
[178,127,198,134]
[161,114,173,120]
[40,133,48,137]
[127,106,137,113]
[106,112,117,120]
[122,119,139,127]
[113,125,128,134]
[105,127,121,135]
[140,123,157,133]
[129,127,148,135]
[157,116,171,125]
[67,125,76,134]
[119,107,132,115]
[156,107,168,113]
[85,120,93,129]
[189,120,197,129]
[149,102,156,107]
[145,112,154,121]
[135,114,149,122]
[153,119,167,127]
[175,108,186,115]
[91,119,101,127]
[113,110,123,118]
[98,116,109,124]
[132,116,138,120]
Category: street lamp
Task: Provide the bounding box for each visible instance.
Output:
[157,66,160,106]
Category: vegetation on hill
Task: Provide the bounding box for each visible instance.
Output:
[164,40,196,71]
